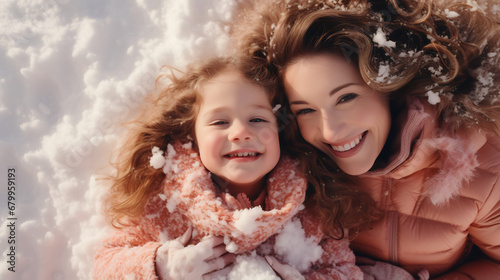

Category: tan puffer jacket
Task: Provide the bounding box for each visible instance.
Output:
[350,99,500,279]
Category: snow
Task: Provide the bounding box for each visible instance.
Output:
[150,146,166,169]
[163,143,180,174]
[376,63,391,83]
[166,190,180,213]
[228,253,280,280]
[373,27,396,48]
[0,0,235,279]
[233,206,265,235]
[444,9,460,18]
[4,1,493,279]
[426,90,442,105]
[273,218,323,272]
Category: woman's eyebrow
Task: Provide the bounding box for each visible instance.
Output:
[289,100,308,105]
[329,83,359,96]
[289,82,360,105]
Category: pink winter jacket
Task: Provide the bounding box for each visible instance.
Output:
[350,99,500,279]
[94,142,363,279]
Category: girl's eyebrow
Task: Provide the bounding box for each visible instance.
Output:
[202,104,272,115]
[289,82,360,105]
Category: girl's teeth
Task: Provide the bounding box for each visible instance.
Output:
[230,152,256,157]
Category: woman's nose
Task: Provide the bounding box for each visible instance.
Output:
[229,121,253,141]
[320,113,346,142]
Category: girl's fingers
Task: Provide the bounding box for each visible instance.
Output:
[205,253,236,273]
[197,236,228,261]
[177,227,193,247]
[265,255,305,280]
[206,244,229,260]
[199,236,225,248]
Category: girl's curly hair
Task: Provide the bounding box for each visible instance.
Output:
[104,56,278,228]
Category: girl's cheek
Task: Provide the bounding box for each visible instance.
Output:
[257,127,279,144]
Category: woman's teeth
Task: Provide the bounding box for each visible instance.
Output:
[331,134,363,152]
[226,152,258,157]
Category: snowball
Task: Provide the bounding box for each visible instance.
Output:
[227,254,279,280]
[426,90,441,105]
[225,241,238,253]
[273,218,323,272]
[233,206,265,235]
[150,146,166,169]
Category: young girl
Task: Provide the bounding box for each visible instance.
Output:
[93,56,364,279]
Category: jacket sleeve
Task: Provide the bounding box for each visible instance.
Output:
[93,196,168,280]
[304,237,364,280]
[437,173,500,279]
[93,226,162,280]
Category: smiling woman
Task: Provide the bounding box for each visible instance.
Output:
[232,0,500,279]
[283,53,391,175]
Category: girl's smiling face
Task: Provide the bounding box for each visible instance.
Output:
[194,70,280,196]
[283,53,391,175]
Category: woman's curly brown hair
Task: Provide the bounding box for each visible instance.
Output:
[231,0,500,239]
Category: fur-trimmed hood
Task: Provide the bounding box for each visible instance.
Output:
[363,98,487,205]
[351,97,500,277]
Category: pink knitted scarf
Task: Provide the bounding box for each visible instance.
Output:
[161,142,308,253]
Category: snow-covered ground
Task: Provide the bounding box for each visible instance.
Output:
[2,0,499,279]
[0,1,235,279]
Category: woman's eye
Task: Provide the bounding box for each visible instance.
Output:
[337,93,358,104]
[294,108,314,116]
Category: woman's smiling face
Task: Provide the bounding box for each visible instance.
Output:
[283,53,391,175]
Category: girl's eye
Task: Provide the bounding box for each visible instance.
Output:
[210,120,228,126]
[250,118,268,123]
[337,93,358,104]
[294,108,315,116]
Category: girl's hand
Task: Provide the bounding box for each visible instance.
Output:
[156,227,235,280]
[265,255,305,280]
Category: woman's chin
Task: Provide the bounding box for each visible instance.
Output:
[335,159,375,176]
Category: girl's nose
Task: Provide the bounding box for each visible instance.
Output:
[229,121,253,142]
